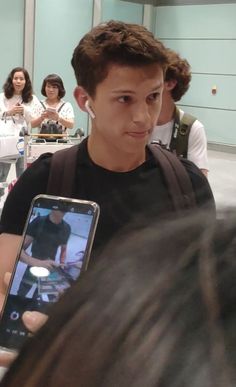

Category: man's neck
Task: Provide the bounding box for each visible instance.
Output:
[88,134,146,172]
[157,99,176,126]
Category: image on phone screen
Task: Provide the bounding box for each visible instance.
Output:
[0,195,99,351]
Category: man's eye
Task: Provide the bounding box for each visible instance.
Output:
[148,93,159,102]
[118,96,131,103]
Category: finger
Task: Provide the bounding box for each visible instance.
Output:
[0,293,5,313]
[0,273,12,313]
[22,311,48,333]
[0,350,17,368]
[4,272,11,289]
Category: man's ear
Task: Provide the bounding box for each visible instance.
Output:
[165,79,177,91]
[73,86,89,112]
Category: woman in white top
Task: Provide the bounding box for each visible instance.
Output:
[0,67,41,197]
[31,74,74,135]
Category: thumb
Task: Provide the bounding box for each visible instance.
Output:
[22,311,48,333]
[4,272,11,289]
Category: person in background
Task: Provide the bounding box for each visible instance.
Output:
[0,67,41,197]
[31,74,74,135]
[0,209,235,386]
[150,49,209,176]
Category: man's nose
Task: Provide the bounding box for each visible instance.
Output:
[132,103,150,125]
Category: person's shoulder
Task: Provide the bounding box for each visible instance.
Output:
[25,94,40,106]
[0,153,54,236]
[60,100,72,107]
[188,119,207,147]
[26,152,53,177]
[180,158,208,183]
[29,215,43,227]
[61,100,74,113]
[63,220,71,232]
[180,157,202,172]
[31,95,40,103]
[191,118,205,133]
[6,152,53,202]
[180,108,204,130]
[180,158,215,209]
[148,145,208,186]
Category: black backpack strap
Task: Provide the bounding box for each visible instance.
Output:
[56,103,66,128]
[47,144,79,197]
[148,143,196,212]
[40,101,46,110]
[57,102,66,113]
[169,107,196,158]
[47,142,196,208]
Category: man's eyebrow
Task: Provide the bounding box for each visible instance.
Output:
[111,83,163,94]
[149,83,163,91]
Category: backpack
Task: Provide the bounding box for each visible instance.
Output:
[152,107,196,159]
[40,102,66,139]
[169,107,196,158]
[47,143,196,213]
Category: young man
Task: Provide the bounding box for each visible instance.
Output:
[0,21,214,308]
[150,49,209,176]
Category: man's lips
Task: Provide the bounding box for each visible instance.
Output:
[127,130,150,138]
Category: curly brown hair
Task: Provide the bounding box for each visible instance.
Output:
[3,67,33,103]
[165,49,191,102]
[71,20,168,98]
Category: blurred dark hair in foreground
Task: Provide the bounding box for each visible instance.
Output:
[1,209,236,387]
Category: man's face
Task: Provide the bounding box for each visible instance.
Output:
[50,210,65,224]
[89,63,164,154]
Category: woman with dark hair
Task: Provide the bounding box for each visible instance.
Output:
[31,74,74,133]
[0,209,235,386]
[0,67,41,196]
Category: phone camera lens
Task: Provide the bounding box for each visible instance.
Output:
[10,311,20,321]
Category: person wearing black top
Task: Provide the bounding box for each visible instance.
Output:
[21,212,70,264]
[18,210,71,299]
[0,21,215,349]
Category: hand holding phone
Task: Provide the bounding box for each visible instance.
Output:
[0,310,47,368]
[45,108,59,121]
[11,104,24,116]
[0,195,100,352]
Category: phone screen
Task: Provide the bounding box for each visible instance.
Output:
[0,195,99,351]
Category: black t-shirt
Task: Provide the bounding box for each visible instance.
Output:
[27,215,71,260]
[0,137,215,258]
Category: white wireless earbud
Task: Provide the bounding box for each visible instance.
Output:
[85,100,95,119]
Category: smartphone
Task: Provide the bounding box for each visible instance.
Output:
[0,194,100,352]
[46,107,56,113]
